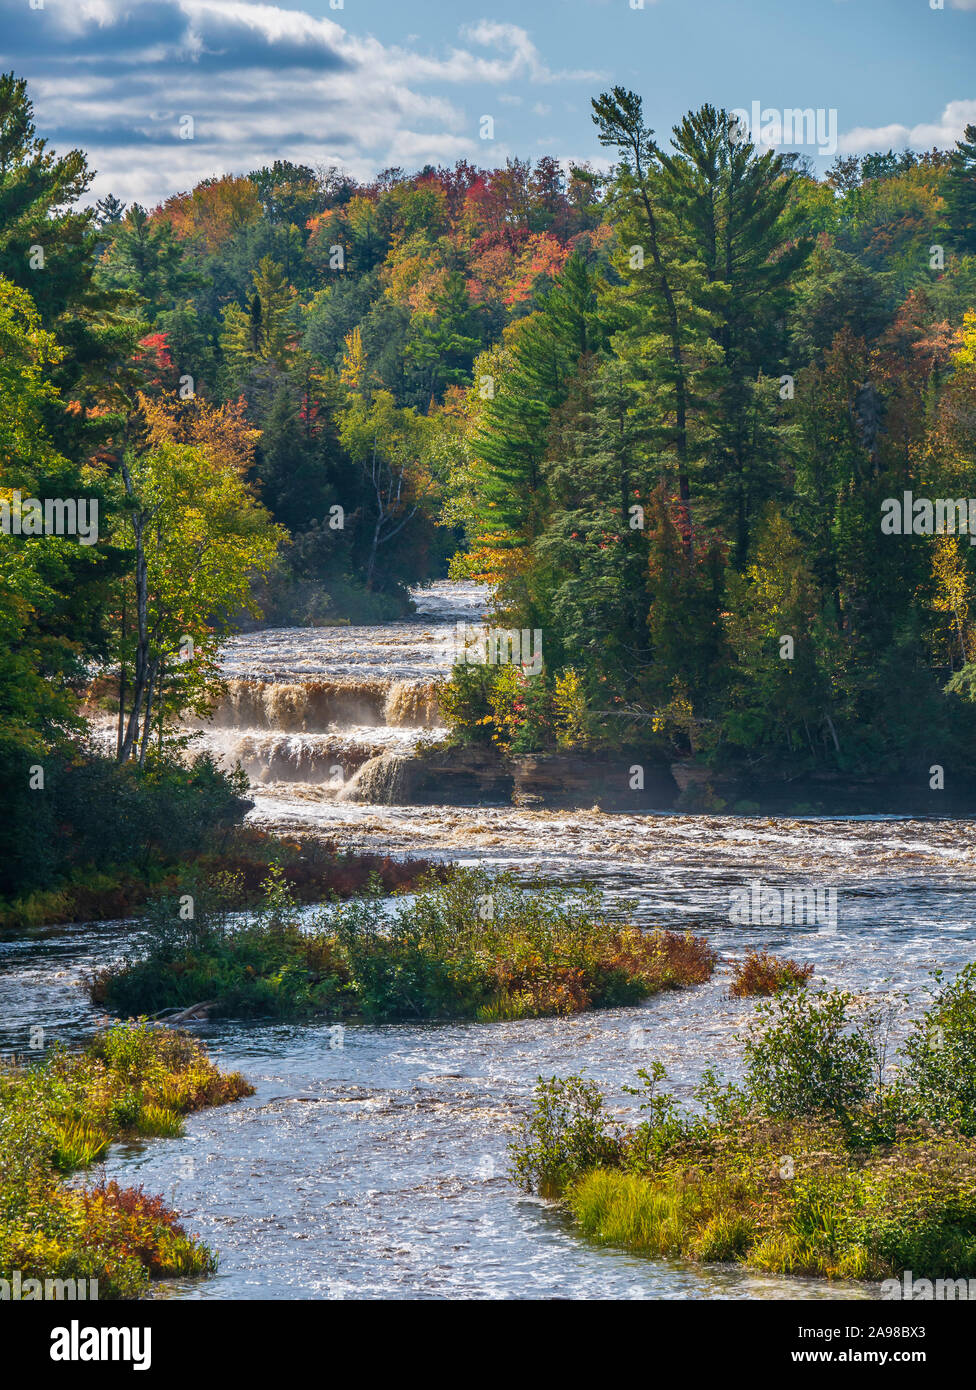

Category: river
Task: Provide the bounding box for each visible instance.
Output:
[4,581,976,1299]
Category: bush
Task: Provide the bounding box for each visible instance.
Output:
[730,950,814,997]
[0,747,251,905]
[509,1076,622,1198]
[742,989,874,1133]
[510,964,976,1281]
[900,963,976,1134]
[437,662,498,745]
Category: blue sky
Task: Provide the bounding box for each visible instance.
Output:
[2,0,974,206]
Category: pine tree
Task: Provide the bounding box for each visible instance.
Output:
[470,251,603,543]
[220,255,297,373]
[592,88,697,532]
[97,204,199,320]
[404,270,483,401]
[944,124,976,255]
[0,71,134,468]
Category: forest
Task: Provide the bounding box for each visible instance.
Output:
[3,68,976,906]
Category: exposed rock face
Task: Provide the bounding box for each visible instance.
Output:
[341,746,514,805]
[512,753,677,810]
[341,743,678,809]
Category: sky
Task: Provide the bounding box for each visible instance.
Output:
[2,0,975,207]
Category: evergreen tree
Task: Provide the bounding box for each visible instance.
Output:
[944,124,976,256]
[471,251,603,542]
[97,204,199,320]
[221,255,298,376]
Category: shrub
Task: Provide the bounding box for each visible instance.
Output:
[510,962,976,1281]
[509,1076,622,1198]
[730,950,814,998]
[437,663,497,745]
[0,747,251,912]
[742,989,874,1133]
[900,963,976,1134]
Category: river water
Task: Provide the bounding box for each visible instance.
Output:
[5,581,976,1300]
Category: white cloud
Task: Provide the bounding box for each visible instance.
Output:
[838,98,976,154]
[3,0,602,205]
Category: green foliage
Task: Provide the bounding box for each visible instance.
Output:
[741,989,875,1133]
[0,1024,253,1297]
[944,123,976,256]
[510,964,976,1280]
[901,963,976,1135]
[91,868,716,1023]
[509,1076,622,1198]
[0,750,250,904]
[469,252,603,543]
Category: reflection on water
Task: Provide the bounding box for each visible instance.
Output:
[6,582,974,1299]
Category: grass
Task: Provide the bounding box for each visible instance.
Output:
[566,1120,976,1280]
[0,827,445,932]
[0,1022,254,1298]
[511,972,976,1281]
[730,949,814,998]
[89,868,717,1023]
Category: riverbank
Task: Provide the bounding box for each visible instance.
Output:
[511,974,976,1282]
[0,826,446,933]
[345,740,976,818]
[0,1023,253,1298]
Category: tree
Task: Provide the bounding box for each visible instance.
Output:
[0,71,134,469]
[340,325,367,390]
[338,391,438,591]
[113,394,280,762]
[220,255,298,375]
[723,506,841,763]
[404,270,483,401]
[94,194,126,228]
[0,276,121,894]
[470,251,603,545]
[662,106,812,561]
[944,124,976,256]
[97,204,199,319]
[592,88,696,531]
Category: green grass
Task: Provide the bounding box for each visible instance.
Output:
[511,972,976,1281]
[0,1022,254,1298]
[565,1124,976,1280]
[90,867,717,1023]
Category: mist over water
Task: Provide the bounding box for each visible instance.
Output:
[10,581,976,1299]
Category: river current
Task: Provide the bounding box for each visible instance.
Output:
[4,581,976,1299]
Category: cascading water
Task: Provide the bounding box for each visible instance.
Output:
[183,582,475,796]
[9,579,976,1299]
